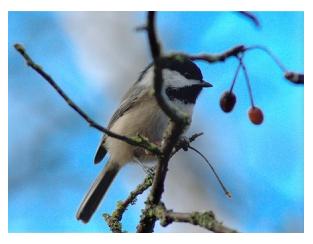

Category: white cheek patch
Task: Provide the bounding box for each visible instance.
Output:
[162,69,199,88]
[161,69,196,117]
[139,67,197,117]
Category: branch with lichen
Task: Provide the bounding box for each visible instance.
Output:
[153,202,237,233]
[103,172,154,233]
[137,122,188,232]
[103,131,205,233]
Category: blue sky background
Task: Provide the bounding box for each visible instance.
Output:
[8,12,304,232]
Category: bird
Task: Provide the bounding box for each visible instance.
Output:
[76,56,212,223]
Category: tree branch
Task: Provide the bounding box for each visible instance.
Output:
[104,131,205,232]
[183,44,304,84]
[186,45,246,63]
[244,45,304,84]
[147,11,161,59]
[103,173,154,233]
[238,11,260,27]
[14,43,161,156]
[154,203,237,233]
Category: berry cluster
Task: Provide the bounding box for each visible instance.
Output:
[219,57,264,125]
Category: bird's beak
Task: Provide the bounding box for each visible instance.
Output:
[198,80,213,88]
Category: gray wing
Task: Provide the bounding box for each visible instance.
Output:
[94,85,146,164]
[107,85,144,128]
[107,63,153,128]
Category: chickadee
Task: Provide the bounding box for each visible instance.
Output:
[76,56,212,223]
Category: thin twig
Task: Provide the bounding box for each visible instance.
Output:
[244,45,304,84]
[183,44,304,85]
[14,43,161,156]
[171,132,204,157]
[186,45,246,63]
[238,11,260,27]
[244,45,287,72]
[188,146,231,198]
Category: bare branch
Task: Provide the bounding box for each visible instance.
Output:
[14,43,161,156]
[244,45,304,84]
[154,203,238,233]
[147,11,161,59]
[188,146,231,198]
[185,44,304,85]
[245,45,287,72]
[186,45,246,63]
[238,11,260,27]
[137,12,161,59]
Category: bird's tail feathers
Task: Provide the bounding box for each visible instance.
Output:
[76,160,120,223]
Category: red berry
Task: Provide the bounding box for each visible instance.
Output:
[220,91,236,113]
[248,107,264,125]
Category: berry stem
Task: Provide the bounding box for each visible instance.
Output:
[244,45,287,73]
[239,57,255,108]
[229,61,242,93]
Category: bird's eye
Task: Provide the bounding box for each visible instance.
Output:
[184,72,192,79]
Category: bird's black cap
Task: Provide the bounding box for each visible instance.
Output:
[159,55,203,81]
